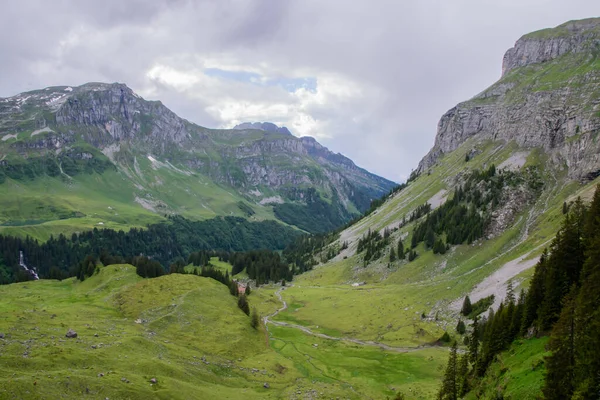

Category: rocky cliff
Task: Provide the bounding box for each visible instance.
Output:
[418,18,600,180]
[0,83,395,233]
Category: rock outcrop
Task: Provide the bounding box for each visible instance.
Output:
[418,18,600,181]
[0,82,396,229]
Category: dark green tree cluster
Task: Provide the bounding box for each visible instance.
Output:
[356,228,390,265]
[409,203,432,222]
[437,341,471,400]
[283,232,338,273]
[220,250,293,285]
[0,147,114,183]
[273,188,354,234]
[131,256,165,278]
[451,186,600,399]
[460,295,495,319]
[0,215,299,284]
[412,165,543,253]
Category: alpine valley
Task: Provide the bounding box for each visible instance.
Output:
[1,17,600,400]
[0,84,395,239]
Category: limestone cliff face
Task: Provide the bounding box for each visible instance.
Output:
[0,83,395,216]
[418,18,600,180]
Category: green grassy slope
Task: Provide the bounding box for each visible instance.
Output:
[270,138,599,357]
[0,265,448,399]
[465,338,549,400]
[0,161,275,241]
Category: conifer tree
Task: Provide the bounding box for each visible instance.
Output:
[237,295,250,315]
[389,247,396,263]
[521,250,548,335]
[468,317,479,366]
[437,341,458,400]
[573,185,600,397]
[457,353,470,397]
[543,288,577,400]
[456,320,466,335]
[250,307,260,329]
[397,239,405,259]
[461,296,472,316]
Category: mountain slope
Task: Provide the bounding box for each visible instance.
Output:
[0,84,395,238]
[270,17,600,388]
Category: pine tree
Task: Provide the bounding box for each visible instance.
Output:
[237,295,250,315]
[457,353,470,397]
[521,250,548,335]
[572,184,600,397]
[461,296,472,316]
[425,226,435,248]
[437,341,458,400]
[389,247,396,262]
[468,317,479,367]
[543,288,577,400]
[506,279,515,304]
[456,320,466,335]
[250,307,260,329]
[397,239,405,259]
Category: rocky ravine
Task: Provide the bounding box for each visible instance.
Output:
[418,17,600,181]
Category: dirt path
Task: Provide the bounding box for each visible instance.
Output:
[263,285,446,354]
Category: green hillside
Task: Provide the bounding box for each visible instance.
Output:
[0,265,449,399]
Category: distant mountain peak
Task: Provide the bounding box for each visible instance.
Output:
[233,122,292,135]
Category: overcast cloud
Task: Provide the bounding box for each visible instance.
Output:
[0,0,598,182]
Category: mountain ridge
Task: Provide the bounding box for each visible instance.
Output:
[418,17,600,181]
[0,82,396,236]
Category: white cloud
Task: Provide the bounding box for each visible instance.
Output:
[0,0,598,181]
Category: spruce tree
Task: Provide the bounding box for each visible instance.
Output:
[461,296,472,316]
[456,320,466,335]
[397,239,405,259]
[521,250,548,335]
[573,184,600,397]
[437,341,458,400]
[237,295,250,315]
[457,353,470,397]
[389,247,396,263]
[543,288,577,400]
[468,317,479,366]
[250,307,260,329]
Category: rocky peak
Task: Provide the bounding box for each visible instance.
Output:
[418,17,600,181]
[502,18,600,76]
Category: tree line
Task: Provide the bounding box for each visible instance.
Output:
[438,186,600,399]
[0,215,299,284]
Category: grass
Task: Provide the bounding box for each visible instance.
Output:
[465,337,549,399]
[0,265,447,399]
[0,163,276,241]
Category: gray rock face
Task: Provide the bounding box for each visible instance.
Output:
[0,82,396,221]
[418,18,600,181]
[502,18,600,76]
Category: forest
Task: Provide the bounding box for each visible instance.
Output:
[437,186,600,400]
[0,215,299,284]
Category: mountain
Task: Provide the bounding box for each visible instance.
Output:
[418,17,600,181]
[2,17,599,400]
[0,83,396,238]
[276,17,600,398]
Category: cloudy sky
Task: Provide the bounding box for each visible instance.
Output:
[1,1,597,182]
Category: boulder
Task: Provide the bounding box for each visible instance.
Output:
[65,329,77,338]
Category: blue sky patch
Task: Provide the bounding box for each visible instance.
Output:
[204,68,316,93]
